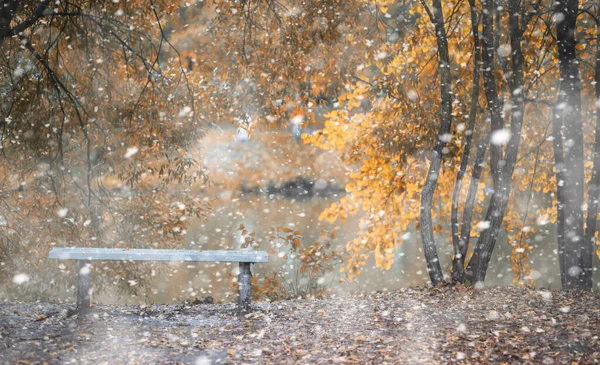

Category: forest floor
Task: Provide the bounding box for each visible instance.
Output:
[1,286,599,364]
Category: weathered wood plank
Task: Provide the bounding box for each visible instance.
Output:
[49,248,268,263]
[238,262,252,311]
[77,261,92,313]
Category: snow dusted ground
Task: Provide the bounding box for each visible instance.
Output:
[1,286,599,364]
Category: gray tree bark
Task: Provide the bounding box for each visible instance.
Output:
[418,0,453,286]
[552,103,568,288]
[454,138,487,282]
[466,0,526,283]
[451,0,481,283]
[580,6,600,290]
[554,0,589,290]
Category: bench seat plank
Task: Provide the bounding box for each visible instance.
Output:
[49,247,268,263]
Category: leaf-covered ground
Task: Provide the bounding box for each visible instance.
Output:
[1,286,599,364]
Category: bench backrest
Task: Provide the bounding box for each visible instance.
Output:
[49,247,268,263]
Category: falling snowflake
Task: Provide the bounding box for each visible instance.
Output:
[491,129,511,145]
[13,273,30,285]
[124,146,139,158]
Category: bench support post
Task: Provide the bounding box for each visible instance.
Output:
[238,262,252,311]
[77,260,92,314]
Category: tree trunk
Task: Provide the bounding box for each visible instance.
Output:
[581,12,600,290]
[463,0,503,283]
[479,0,504,190]
[554,0,587,290]
[418,0,453,285]
[454,137,488,282]
[552,104,568,288]
[466,0,526,284]
[451,0,481,283]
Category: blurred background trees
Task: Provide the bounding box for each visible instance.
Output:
[0,0,205,295]
[2,0,600,301]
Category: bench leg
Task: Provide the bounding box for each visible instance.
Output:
[77,260,92,314]
[238,262,252,311]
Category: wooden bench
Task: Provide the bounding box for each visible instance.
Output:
[48,247,268,313]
